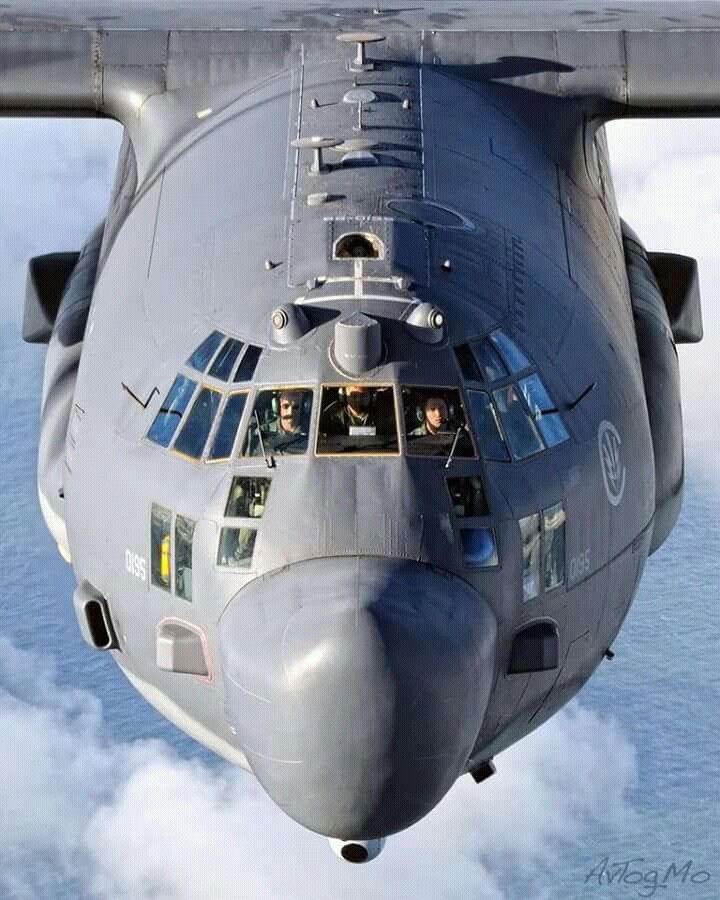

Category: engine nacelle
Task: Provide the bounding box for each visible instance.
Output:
[33,222,104,563]
[622,221,688,555]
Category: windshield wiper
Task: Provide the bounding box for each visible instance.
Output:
[255,411,274,469]
[445,426,465,470]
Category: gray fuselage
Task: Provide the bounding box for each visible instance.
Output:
[54,50,656,841]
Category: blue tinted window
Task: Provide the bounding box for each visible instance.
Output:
[209,393,247,460]
[235,346,262,382]
[174,387,222,459]
[519,375,570,448]
[209,338,244,381]
[467,391,510,462]
[472,341,507,382]
[460,528,499,568]
[493,385,543,460]
[454,344,482,381]
[148,375,197,448]
[187,331,224,372]
[489,330,531,374]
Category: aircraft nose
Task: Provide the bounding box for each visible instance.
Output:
[219,557,497,839]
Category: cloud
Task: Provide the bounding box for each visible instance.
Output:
[607,121,720,477]
[0,119,122,325]
[0,636,637,900]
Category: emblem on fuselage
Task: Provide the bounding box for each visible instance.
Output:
[598,421,626,507]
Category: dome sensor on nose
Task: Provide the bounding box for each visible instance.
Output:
[329,838,386,863]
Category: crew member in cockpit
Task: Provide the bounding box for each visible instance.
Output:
[325,385,375,435]
[262,390,308,453]
[410,396,451,437]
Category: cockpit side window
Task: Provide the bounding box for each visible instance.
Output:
[402,387,475,458]
[209,392,247,461]
[173,387,222,459]
[242,389,313,457]
[234,345,262,382]
[466,390,510,462]
[148,375,197,448]
[493,385,544,460]
[488,330,531,374]
[209,338,244,381]
[519,375,570,448]
[187,331,225,373]
[317,385,399,455]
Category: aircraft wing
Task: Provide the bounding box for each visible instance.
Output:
[3,2,720,124]
[3,0,720,176]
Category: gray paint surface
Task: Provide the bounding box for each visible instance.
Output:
[3,0,712,854]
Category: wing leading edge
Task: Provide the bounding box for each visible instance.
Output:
[3,3,720,178]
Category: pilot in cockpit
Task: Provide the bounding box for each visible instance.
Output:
[244,388,312,456]
[410,396,451,437]
[266,391,306,441]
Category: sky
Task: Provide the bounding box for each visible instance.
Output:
[0,110,718,897]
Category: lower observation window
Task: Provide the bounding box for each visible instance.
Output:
[460,528,499,568]
[403,387,475,458]
[317,385,398,455]
[174,515,195,602]
[217,527,257,569]
[225,477,271,519]
[151,504,172,591]
[447,477,490,517]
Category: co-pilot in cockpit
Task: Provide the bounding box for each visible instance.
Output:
[402,387,475,458]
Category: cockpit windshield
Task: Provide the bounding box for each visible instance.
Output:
[402,387,475,458]
[317,385,399,455]
[242,388,313,457]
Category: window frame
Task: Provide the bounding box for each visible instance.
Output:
[170,383,224,462]
[146,374,199,450]
[315,383,402,458]
[400,384,479,460]
[206,390,251,464]
[459,526,501,570]
[216,526,259,572]
[186,330,226,374]
[519,500,567,602]
[240,385,316,461]
[465,388,511,464]
[150,503,173,593]
[224,475,272,519]
[174,514,196,603]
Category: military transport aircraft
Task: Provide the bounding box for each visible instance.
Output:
[4,0,714,863]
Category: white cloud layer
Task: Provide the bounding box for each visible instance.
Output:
[606,120,720,474]
[0,637,636,900]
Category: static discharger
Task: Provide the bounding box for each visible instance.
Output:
[336,31,386,72]
[291,136,342,175]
